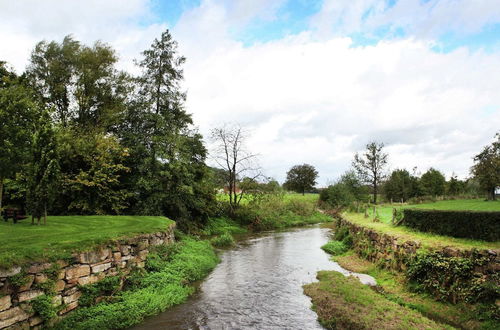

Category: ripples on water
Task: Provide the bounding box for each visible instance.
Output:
[133,226,363,330]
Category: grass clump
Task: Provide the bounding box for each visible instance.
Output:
[321,241,348,255]
[54,238,218,330]
[210,233,235,247]
[303,271,449,330]
[0,215,174,268]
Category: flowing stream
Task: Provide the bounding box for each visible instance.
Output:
[133,225,375,330]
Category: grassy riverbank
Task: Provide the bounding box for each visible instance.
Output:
[304,271,449,330]
[0,216,174,268]
[54,237,219,330]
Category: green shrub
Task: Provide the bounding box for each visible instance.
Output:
[319,183,354,209]
[407,251,498,304]
[321,241,348,255]
[32,294,58,322]
[79,276,122,307]
[210,233,235,247]
[401,209,500,241]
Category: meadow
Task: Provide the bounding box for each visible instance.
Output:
[0,216,174,268]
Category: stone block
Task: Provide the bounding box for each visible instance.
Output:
[18,289,44,302]
[66,265,90,280]
[113,252,122,262]
[63,291,81,304]
[52,295,62,306]
[0,295,11,312]
[0,307,29,329]
[57,270,65,280]
[59,301,78,315]
[55,280,66,292]
[34,274,48,284]
[0,267,21,278]
[29,316,43,327]
[18,275,34,292]
[91,262,111,274]
[27,263,51,274]
[138,249,149,261]
[120,245,131,256]
[137,239,149,250]
[77,275,100,286]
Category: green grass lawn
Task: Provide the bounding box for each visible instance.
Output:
[0,216,174,268]
[343,212,500,250]
[369,199,500,224]
[216,192,320,205]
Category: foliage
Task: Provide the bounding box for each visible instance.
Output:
[283,164,318,195]
[352,141,388,204]
[79,276,122,307]
[32,294,59,322]
[320,183,355,209]
[57,130,131,215]
[407,251,499,304]
[420,168,446,197]
[471,133,500,200]
[321,241,348,255]
[384,169,415,202]
[400,209,500,241]
[54,238,218,330]
[210,232,235,247]
[26,110,60,223]
[0,64,38,212]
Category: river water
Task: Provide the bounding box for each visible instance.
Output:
[133,225,373,330]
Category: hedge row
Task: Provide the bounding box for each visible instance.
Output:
[401,209,500,241]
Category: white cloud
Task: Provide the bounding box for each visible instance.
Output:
[310,0,500,39]
[1,0,499,186]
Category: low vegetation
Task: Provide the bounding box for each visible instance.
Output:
[303,271,449,330]
[0,216,174,268]
[54,238,218,330]
[331,252,496,329]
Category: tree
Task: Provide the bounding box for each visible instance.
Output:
[471,133,500,200]
[420,168,446,197]
[0,62,37,213]
[352,142,388,204]
[27,36,129,131]
[27,111,60,224]
[384,169,413,202]
[284,164,318,195]
[446,174,465,196]
[210,124,260,210]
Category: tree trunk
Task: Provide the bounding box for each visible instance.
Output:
[0,177,3,215]
[373,183,378,204]
[43,203,47,225]
[491,187,496,201]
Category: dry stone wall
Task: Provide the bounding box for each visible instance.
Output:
[335,217,500,303]
[0,223,175,329]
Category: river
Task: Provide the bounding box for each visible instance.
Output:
[133,225,373,330]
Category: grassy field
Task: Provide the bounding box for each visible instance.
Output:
[303,271,450,330]
[343,212,500,250]
[217,192,320,204]
[368,199,500,224]
[0,216,174,268]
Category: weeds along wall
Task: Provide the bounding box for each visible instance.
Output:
[334,217,499,305]
[401,209,500,241]
[0,223,175,329]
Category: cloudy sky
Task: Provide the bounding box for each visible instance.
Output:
[1,0,499,185]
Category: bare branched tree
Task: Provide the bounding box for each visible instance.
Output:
[352,141,388,204]
[210,124,261,210]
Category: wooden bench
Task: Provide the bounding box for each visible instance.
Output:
[2,208,28,224]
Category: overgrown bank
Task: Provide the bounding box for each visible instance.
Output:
[304,212,499,329]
